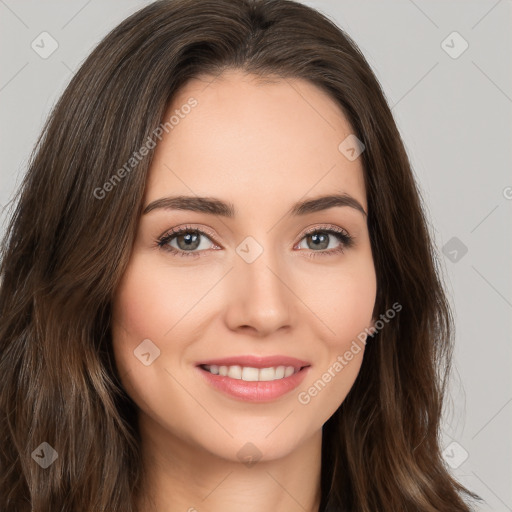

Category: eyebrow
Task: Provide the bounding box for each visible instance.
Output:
[143,193,367,218]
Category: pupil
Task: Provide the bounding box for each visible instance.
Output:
[310,233,328,250]
[178,232,200,250]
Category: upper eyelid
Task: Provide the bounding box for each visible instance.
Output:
[160,223,349,239]
[160,224,217,241]
[301,224,350,237]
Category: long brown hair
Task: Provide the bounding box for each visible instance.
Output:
[0,0,481,510]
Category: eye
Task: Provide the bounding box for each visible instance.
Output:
[156,224,354,258]
[156,225,218,258]
[295,225,354,257]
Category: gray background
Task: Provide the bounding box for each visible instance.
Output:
[1,0,511,509]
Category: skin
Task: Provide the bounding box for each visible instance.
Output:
[111,69,377,512]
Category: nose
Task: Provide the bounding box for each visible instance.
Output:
[223,245,293,337]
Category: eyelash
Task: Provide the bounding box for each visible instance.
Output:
[156,224,354,259]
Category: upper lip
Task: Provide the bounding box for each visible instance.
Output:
[196,355,311,370]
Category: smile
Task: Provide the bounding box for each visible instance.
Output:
[196,359,311,402]
[201,364,302,381]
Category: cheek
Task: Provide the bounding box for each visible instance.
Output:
[294,256,376,417]
[110,255,180,384]
[112,253,208,348]
[302,255,377,346]
[332,269,376,341]
[110,252,226,402]
[110,255,205,424]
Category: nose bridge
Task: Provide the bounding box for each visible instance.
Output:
[225,234,293,333]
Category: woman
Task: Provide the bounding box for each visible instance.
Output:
[0,0,481,510]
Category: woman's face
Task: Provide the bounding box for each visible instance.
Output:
[112,69,376,462]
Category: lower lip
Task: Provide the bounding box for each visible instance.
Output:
[196,366,311,402]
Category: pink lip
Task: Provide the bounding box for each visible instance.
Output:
[196,365,311,402]
[196,355,311,370]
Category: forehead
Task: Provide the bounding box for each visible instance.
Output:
[145,69,367,213]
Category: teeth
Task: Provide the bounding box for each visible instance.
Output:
[227,365,242,379]
[284,366,295,378]
[275,366,285,379]
[203,364,299,381]
[241,367,259,381]
[259,367,276,381]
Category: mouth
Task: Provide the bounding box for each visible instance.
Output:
[199,363,308,382]
[195,355,311,402]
